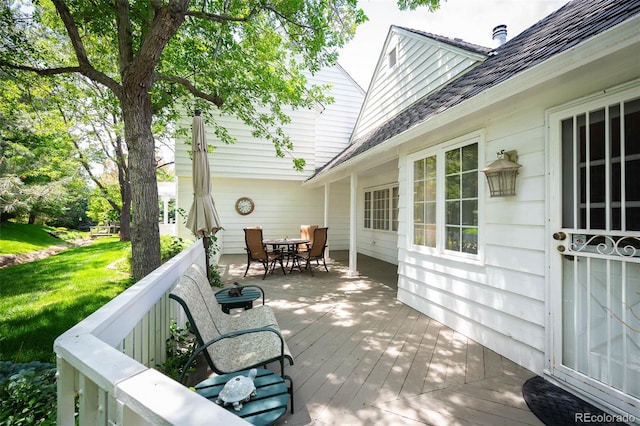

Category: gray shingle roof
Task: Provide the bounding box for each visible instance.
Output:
[313,0,640,177]
[396,26,492,56]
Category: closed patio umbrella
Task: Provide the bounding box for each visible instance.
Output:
[186,110,221,280]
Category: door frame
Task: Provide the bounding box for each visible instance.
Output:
[546,79,640,420]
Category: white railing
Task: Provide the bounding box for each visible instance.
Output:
[54,242,248,425]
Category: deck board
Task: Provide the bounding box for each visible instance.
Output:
[215,252,543,425]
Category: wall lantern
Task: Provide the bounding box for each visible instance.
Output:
[482,149,521,197]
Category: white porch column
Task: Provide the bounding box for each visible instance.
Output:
[349,172,358,276]
[324,183,330,259]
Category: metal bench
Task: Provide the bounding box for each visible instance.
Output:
[170,264,293,403]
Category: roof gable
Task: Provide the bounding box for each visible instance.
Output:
[314,0,640,178]
[351,26,490,141]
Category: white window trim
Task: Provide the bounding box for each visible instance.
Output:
[386,37,400,79]
[406,131,485,265]
[388,46,397,69]
[363,183,399,233]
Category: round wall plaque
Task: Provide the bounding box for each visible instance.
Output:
[235,197,255,215]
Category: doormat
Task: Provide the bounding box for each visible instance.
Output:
[522,376,630,425]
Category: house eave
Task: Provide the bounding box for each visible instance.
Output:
[303,13,640,188]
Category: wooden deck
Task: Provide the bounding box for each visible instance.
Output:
[216,251,544,426]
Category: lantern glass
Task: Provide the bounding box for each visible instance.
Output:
[482,150,521,197]
[485,169,518,196]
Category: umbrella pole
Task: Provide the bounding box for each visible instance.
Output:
[203,236,210,282]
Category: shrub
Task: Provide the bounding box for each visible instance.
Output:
[209,264,223,288]
[160,235,190,264]
[0,361,57,425]
[155,320,196,383]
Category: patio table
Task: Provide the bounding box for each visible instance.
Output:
[193,368,290,426]
[263,238,308,272]
[214,285,264,314]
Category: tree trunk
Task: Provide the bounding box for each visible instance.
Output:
[116,135,132,242]
[119,181,132,241]
[116,2,187,280]
[122,87,161,281]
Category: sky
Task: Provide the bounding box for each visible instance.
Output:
[337,0,571,88]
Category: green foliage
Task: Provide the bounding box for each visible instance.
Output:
[160,235,190,264]
[209,264,222,288]
[155,320,195,383]
[0,361,57,425]
[0,72,91,225]
[204,234,223,288]
[49,227,89,243]
[47,192,92,231]
[396,0,441,11]
[87,183,121,225]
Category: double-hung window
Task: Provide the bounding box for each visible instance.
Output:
[364,185,399,231]
[410,135,481,258]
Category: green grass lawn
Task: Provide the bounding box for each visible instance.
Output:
[0,222,89,255]
[0,222,68,254]
[0,236,132,364]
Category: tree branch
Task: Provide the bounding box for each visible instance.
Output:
[10,0,125,100]
[263,5,316,31]
[184,7,259,23]
[114,0,134,75]
[125,1,188,85]
[0,61,80,76]
[156,74,224,106]
[0,60,122,101]
[157,161,174,170]
[50,0,90,66]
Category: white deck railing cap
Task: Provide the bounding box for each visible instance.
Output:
[116,368,250,425]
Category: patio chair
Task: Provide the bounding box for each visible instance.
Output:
[298,224,318,253]
[293,227,329,276]
[243,227,285,279]
[169,264,294,383]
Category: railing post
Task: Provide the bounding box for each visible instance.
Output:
[78,374,99,424]
[56,356,76,426]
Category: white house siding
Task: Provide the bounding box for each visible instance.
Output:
[357,167,400,265]
[395,47,640,376]
[393,92,569,374]
[325,182,351,252]
[174,108,316,180]
[175,65,363,253]
[352,27,486,141]
[396,106,549,374]
[301,8,640,418]
[175,66,364,181]
[314,65,365,166]
[178,176,329,254]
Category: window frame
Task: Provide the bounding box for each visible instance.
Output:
[364,183,399,233]
[388,46,397,69]
[406,132,485,263]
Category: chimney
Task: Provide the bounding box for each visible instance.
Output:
[492,24,507,46]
